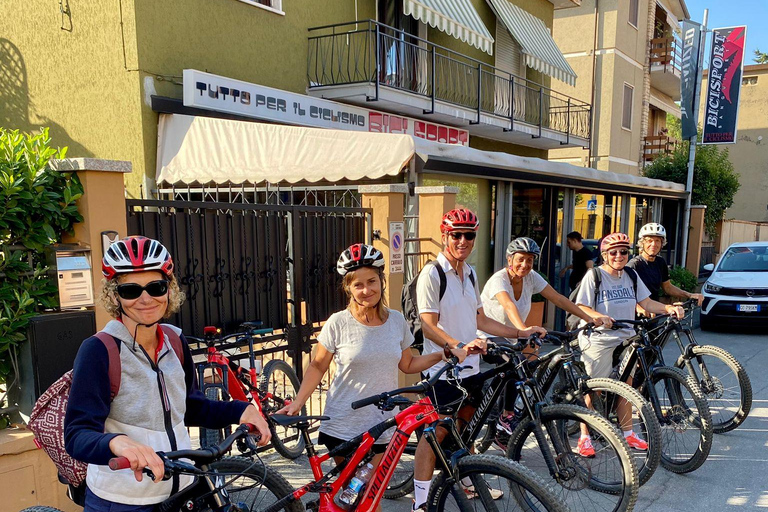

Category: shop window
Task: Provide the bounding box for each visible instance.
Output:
[237,0,283,14]
[628,0,639,28]
[622,84,634,130]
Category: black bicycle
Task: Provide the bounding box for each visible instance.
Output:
[647,299,752,433]
[386,337,639,512]
[610,316,714,474]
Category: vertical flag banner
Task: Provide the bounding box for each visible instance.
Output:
[680,20,702,140]
[703,26,747,144]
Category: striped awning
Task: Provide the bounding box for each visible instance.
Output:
[403,0,494,55]
[487,0,577,86]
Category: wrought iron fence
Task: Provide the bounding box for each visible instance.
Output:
[308,19,591,141]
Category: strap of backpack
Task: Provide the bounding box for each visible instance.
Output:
[624,267,639,299]
[160,325,185,366]
[93,332,121,401]
[592,267,602,309]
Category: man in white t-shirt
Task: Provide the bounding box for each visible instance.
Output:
[411,208,545,512]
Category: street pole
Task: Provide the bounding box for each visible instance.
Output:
[680,9,708,267]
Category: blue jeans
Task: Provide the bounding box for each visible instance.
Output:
[84,488,156,512]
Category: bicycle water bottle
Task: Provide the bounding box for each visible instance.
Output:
[336,463,374,510]
[513,386,534,417]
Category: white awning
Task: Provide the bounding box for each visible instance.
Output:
[156,114,416,185]
[403,0,494,55]
[156,113,684,196]
[487,0,577,86]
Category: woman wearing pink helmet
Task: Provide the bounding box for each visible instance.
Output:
[573,233,683,456]
[65,236,271,512]
[277,243,463,492]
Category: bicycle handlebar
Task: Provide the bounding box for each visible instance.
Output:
[351,358,465,410]
[542,323,595,344]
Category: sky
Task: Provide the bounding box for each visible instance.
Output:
[683,0,768,66]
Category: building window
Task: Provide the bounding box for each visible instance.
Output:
[622,83,634,130]
[742,76,758,86]
[237,0,283,14]
[629,0,639,27]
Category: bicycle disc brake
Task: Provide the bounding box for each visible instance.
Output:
[701,377,724,399]
[554,452,590,490]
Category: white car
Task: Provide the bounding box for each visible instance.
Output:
[701,241,768,329]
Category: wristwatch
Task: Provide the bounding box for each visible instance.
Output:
[456,342,467,349]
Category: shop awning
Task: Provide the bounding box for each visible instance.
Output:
[403,0,494,55]
[156,113,685,197]
[156,114,416,185]
[487,0,577,86]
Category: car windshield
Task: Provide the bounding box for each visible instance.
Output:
[717,246,768,272]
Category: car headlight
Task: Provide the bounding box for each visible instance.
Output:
[704,282,722,293]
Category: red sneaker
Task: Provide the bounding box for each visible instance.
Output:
[624,431,648,451]
[577,436,596,458]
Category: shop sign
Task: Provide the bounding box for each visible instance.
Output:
[389,222,405,274]
[680,20,702,140]
[702,27,747,145]
[183,69,469,146]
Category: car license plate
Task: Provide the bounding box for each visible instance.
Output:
[738,304,760,312]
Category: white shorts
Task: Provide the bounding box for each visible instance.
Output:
[578,336,622,379]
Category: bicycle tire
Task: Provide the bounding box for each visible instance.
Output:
[675,344,752,434]
[205,456,304,512]
[200,387,226,449]
[259,359,306,459]
[642,366,713,474]
[427,454,570,512]
[583,378,661,487]
[19,507,64,512]
[505,403,638,512]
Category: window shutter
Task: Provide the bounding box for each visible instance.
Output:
[622,84,634,130]
[495,20,523,78]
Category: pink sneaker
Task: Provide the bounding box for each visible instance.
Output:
[577,436,595,458]
[624,431,648,451]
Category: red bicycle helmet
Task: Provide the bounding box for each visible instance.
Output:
[336,243,385,276]
[102,236,174,279]
[601,233,631,253]
[440,208,479,233]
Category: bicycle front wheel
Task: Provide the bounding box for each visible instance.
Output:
[428,454,569,512]
[205,456,304,512]
[506,404,638,512]
[259,359,306,459]
[644,366,713,474]
[200,387,227,449]
[676,344,752,434]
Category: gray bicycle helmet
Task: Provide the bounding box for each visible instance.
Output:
[506,237,541,257]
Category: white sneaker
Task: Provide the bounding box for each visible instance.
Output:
[462,484,504,500]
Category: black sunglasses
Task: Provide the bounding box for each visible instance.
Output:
[116,280,169,300]
[608,249,630,257]
[448,232,477,241]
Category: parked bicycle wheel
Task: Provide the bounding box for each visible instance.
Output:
[20,507,64,512]
[259,359,306,459]
[200,386,228,449]
[642,366,713,474]
[428,454,569,512]
[506,404,638,512]
[675,344,752,434]
[203,457,303,512]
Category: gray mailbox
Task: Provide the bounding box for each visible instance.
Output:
[49,244,94,308]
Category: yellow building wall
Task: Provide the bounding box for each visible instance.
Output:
[0,0,145,193]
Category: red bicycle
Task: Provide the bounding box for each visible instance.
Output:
[259,356,568,512]
[187,322,306,459]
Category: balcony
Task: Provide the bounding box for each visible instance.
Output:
[649,36,681,99]
[642,135,678,163]
[307,20,590,150]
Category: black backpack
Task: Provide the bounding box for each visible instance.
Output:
[402,260,475,347]
[565,267,638,330]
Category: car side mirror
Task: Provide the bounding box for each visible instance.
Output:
[703,263,714,272]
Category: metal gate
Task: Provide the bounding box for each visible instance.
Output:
[126,198,371,377]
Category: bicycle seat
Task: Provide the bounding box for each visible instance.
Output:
[240,321,264,329]
[270,414,330,426]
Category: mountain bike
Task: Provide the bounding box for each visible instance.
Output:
[610,317,713,474]
[386,337,639,512]
[647,299,752,433]
[262,357,570,512]
[22,424,303,512]
[187,322,306,459]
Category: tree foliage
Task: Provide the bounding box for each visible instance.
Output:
[642,118,739,237]
[754,48,768,64]
[0,128,82,384]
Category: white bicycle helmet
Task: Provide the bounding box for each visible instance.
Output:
[336,243,385,276]
[506,237,541,257]
[638,223,667,246]
[102,236,174,280]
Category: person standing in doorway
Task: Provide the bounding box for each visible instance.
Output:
[559,231,595,292]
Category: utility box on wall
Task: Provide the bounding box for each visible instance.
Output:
[48,244,94,308]
[9,311,96,419]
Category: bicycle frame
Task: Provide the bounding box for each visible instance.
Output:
[272,398,447,512]
[613,328,669,421]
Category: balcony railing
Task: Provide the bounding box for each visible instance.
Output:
[643,135,678,162]
[307,20,591,142]
[650,36,681,74]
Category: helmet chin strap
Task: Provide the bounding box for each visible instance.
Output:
[117,302,160,352]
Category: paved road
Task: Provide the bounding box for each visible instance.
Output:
[260,327,768,511]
